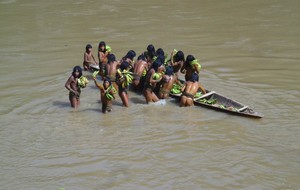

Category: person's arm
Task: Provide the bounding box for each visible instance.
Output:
[149,70,162,83]
[92,54,98,65]
[93,77,104,91]
[84,52,90,63]
[180,62,187,74]
[193,64,200,74]
[98,52,106,63]
[65,76,78,95]
[181,83,186,92]
[98,51,101,63]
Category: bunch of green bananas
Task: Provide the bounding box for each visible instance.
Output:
[194,92,203,98]
[170,83,182,94]
[92,70,99,78]
[198,98,217,105]
[117,69,133,88]
[123,71,133,87]
[104,85,116,100]
[78,76,89,88]
[152,72,162,80]
[106,45,112,53]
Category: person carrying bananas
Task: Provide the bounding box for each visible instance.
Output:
[98,41,112,78]
[158,66,181,99]
[92,76,116,113]
[143,59,163,103]
[116,61,133,107]
[105,54,120,92]
[169,50,185,77]
[180,54,201,81]
[121,50,136,72]
[132,54,149,92]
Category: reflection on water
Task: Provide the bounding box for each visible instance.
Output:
[1,0,300,189]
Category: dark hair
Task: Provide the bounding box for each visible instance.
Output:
[120,61,129,71]
[107,54,116,63]
[125,50,136,60]
[98,41,106,52]
[146,44,156,59]
[157,54,165,64]
[147,44,155,54]
[72,66,82,78]
[137,54,146,61]
[165,66,174,76]
[86,44,92,51]
[186,55,195,63]
[103,79,112,86]
[150,59,162,72]
[174,51,185,62]
[156,48,164,57]
[190,72,199,82]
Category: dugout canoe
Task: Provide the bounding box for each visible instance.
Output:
[170,90,263,118]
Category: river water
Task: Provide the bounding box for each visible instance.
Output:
[1,0,300,189]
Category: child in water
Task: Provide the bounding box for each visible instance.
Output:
[92,76,116,113]
[65,66,83,109]
[83,44,98,71]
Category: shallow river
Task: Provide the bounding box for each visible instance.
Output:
[1,0,300,189]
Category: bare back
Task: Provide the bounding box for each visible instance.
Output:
[184,81,199,95]
[180,81,199,107]
[158,75,177,99]
[106,61,119,79]
[134,59,148,76]
[161,75,176,91]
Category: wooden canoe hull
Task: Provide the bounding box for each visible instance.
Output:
[170,90,263,118]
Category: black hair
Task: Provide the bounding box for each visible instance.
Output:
[165,66,174,76]
[157,54,165,64]
[186,55,195,63]
[72,66,83,78]
[156,48,164,57]
[103,79,112,86]
[137,54,146,61]
[147,44,155,54]
[174,51,185,62]
[125,50,136,60]
[190,72,199,82]
[107,54,116,63]
[150,59,162,72]
[98,41,106,52]
[120,61,130,71]
[86,44,92,51]
[146,44,156,59]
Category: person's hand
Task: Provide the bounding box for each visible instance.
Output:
[71,90,78,96]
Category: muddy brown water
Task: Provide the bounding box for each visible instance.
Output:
[1,0,299,189]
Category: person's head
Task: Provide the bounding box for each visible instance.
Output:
[190,72,199,82]
[174,51,185,62]
[107,54,116,63]
[137,54,147,61]
[72,66,82,78]
[86,44,92,52]
[151,59,163,72]
[120,61,130,71]
[185,55,195,66]
[156,48,164,57]
[147,44,155,54]
[98,41,106,52]
[165,66,174,76]
[146,44,156,59]
[125,50,136,60]
[103,79,111,89]
[157,54,165,64]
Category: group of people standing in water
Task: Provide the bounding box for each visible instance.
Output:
[65,41,206,113]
